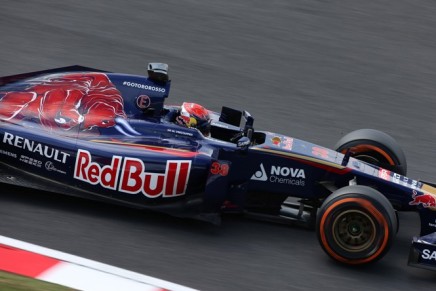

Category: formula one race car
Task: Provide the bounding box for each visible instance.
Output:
[0,63,435,270]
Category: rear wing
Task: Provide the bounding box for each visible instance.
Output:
[0,65,108,86]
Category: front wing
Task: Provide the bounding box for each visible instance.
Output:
[408,232,436,271]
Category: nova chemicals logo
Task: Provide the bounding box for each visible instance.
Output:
[251,163,305,186]
[251,163,268,181]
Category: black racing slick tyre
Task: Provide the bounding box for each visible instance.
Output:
[316,185,397,265]
[334,129,407,175]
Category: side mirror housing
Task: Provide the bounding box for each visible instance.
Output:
[237,136,250,149]
[147,63,169,84]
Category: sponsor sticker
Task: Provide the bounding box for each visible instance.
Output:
[122,81,166,93]
[74,149,191,198]
[411,179,422,190]
[384,169,422,190]
[378,168,391,181]
[136,95,151,109]
[271,136,293,150]
[271,137,281,146]
[409,190,436,209]
[251,163,268,181]
[167,128,194,137]
[312,147,329,159]
[2,132,70,163]
[0,149,17,158]
[251,163,305,186]
[421,249,436,261]
[282,137,293,150]
[45,161,67,174]
[20,155,42,168]
[392,173,401,184]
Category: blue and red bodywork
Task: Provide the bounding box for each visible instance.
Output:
[0,66,435,269]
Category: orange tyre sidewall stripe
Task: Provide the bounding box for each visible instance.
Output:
[319,197,390,264]
[342,145,395,165]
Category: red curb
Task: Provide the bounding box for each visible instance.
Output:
[0,244,60,277]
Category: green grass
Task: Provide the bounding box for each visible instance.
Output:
[0,271,76,291]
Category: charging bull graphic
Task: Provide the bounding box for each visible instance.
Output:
[0,73,126,131]
[410,190,436,209]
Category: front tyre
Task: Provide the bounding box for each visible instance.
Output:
[316,185,397,265]
[334,129,407,175]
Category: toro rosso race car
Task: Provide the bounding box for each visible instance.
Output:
[0,63,435,270]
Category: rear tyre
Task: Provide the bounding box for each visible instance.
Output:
[316,185,397,265]
[334,129,407,175]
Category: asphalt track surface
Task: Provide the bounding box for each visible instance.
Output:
[1,1,436,290]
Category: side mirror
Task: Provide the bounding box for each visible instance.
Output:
[147,63,169,84]
[237,136,250,149]
[242,111,254,140]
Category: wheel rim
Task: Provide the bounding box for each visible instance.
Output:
[332,209,376,253]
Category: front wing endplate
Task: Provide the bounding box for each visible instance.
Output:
[408,232,436,271]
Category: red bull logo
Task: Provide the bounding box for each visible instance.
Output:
[409,190,436,209]
[74,149,191,198]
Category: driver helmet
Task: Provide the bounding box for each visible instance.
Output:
[176,102,211,136]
